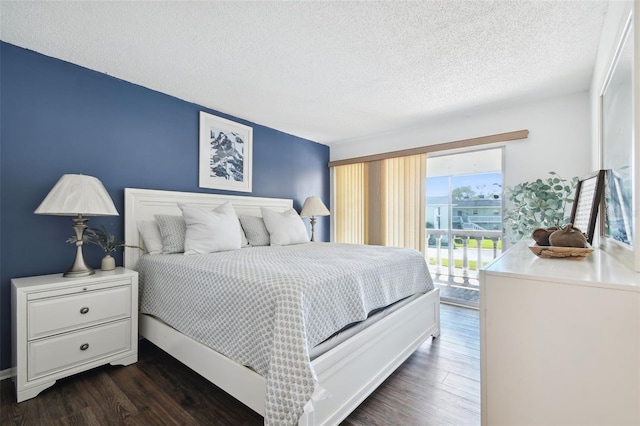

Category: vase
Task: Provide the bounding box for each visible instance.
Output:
[101,254,116,271]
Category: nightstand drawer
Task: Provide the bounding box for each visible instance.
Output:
[28,319,131,380]
[28,285,131,340]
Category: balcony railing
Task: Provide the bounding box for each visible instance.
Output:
[425,228,503,306]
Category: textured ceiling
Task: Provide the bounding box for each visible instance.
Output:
[0,1,608,146]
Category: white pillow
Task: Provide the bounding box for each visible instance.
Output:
[179,202,241,255]
[261,207,310,246]
[137,220,163,255]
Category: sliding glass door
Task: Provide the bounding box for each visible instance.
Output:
[425,148,504,307]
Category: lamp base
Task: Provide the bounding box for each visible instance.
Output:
[310,216,317,242]
[63,216,95,278]
[63,268,95,278]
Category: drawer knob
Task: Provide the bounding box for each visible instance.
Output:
[80,343,89,351]
[80,307,89,314]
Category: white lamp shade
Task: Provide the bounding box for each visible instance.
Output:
[300,196,330,217]
[34,174,119,216]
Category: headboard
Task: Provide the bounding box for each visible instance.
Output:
[124,188,293,270]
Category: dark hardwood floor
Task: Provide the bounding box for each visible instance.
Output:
[1,304,479,425]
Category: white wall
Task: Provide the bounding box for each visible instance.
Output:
[330,91,593,192]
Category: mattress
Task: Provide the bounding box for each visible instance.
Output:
[308,292,423,360]
[136,242,433,425]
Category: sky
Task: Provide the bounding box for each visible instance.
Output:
[426,172,502,197]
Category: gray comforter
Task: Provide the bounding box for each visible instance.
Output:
[136,242,433,425]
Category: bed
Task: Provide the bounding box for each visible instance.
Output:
[124,188,440,425]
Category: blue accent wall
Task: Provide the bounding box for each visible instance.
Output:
[0,42,330,371]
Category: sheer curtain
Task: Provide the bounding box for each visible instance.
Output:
[334,153,426,252]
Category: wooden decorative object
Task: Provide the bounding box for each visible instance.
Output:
[528,242,594,260]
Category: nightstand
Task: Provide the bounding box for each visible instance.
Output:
[11,267,138,403]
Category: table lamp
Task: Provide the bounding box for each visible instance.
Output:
[35,174,119,277]
[300,196,330,242]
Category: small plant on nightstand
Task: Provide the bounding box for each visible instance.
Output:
[86,226,125,271]
[68,226,131,271]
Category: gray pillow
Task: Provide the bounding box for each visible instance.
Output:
[239,220,250,247]
[239,215,270,246]
[155,214,186,254]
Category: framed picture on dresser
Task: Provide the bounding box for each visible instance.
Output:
[599,8,639,271]
[570,170,605,245]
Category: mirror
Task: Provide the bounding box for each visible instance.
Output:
[600,10,638,270]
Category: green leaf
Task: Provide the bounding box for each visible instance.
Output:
[503,171,580,243]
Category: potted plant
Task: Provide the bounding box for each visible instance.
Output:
[85,226,127,271]
[503,171,578,243]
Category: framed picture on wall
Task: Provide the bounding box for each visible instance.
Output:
[199,111,253,193]
[600,9,639,271]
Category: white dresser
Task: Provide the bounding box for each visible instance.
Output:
[11,267,138,402]
[480,241,640,426]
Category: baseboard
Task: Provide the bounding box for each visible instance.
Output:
[0,367,15,381]
[441,299,479,310]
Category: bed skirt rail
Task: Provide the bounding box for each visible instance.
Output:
[301,287,440,425]
[139,314,268,415]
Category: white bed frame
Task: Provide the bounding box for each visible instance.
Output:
[124,188,440,425]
